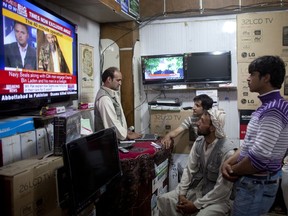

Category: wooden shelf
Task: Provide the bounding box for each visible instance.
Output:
[143,85,237,91]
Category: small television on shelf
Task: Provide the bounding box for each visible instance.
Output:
[141,54,184,85]
[0,0,78,115]
[62,127,122,215]
[184,51,231,84]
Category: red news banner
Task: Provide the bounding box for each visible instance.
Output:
[0,70,77,95]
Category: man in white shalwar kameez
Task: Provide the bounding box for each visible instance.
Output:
[157,108,237,216]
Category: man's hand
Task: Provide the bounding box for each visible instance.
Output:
[221,160,239,182]
[176,195,199,214]
[127,131,142,140]
[160,135,173,149]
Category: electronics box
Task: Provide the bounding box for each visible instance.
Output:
[151,159,169,216]
[150,110,194,154]
[237,11,288,63]
[0,134,21,167]
[237,63,261,110]
[53,110,81,155]
[0,117,35,139]
[20,130,37,160]
[0,156,64,216]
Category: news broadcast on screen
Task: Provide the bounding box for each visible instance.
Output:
[0,0,78,114]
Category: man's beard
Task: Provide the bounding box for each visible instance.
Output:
[197,128,210,136]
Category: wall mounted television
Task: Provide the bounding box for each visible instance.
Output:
[141,54,184,85]
[184,51,231,84]
[0,0,78,115]
[62,127,122,215]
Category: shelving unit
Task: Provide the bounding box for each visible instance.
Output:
[143,84,237,92]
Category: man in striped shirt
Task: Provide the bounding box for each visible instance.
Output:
[222,56,288,216]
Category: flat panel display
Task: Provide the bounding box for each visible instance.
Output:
[184,51,231,84]
[0,0,78,115]
[141,54,184,85]
[62,128,122,215]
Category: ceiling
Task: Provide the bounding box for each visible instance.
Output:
[43,0,288,24]
[44,0,135,23]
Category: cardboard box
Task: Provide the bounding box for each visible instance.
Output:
[237,63,261,110]
[128,0,139,17]
[237,63,288,110]
[152,159,168,193]
[0,156,63,216]
[168,153,189,191]
[36,128,50,155]
[237,11,288,63]
[20,131,37,159]
[0,134,21,166]
[281,75,288,99]
[150,110,194,154]
[0,117,34,138]
[54,110,81,155]
[151,159,169,216]
[239,110,254,140]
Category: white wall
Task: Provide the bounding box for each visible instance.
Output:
[138,15,239,143]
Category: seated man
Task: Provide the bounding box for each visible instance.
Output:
[161,94,213,149]
[157,108,237,216]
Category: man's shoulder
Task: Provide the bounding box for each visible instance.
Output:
[95,88,111,102]
[4,42,17,49]
[27,46,36,55]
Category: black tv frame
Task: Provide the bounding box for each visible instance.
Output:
[141,53,185,85]
[184,51,232,84]
[61,128,122,215]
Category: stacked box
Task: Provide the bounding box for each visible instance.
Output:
[53,110,81,155]
[0,116,34,138]
[0,156,63,216]
[150,110,194,154]
[0,134,21,166]
[151,159,169,216]
[20,131,37,160]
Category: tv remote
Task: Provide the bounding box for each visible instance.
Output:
[118,147,129,153]
[119,140,135,144]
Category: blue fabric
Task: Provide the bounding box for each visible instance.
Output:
[232,171,280,216]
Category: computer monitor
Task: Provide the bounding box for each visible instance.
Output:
[184,51,232,84]
[61,127,122,215]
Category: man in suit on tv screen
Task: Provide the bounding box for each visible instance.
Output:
[4,21,37,70]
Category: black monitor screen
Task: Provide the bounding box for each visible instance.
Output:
[62,128,122,215]
[184,51,231,84]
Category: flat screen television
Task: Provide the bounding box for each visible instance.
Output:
[141,54,184,85]
[62,127,122,215]
[0,0,78,115]
[184,51,231,84]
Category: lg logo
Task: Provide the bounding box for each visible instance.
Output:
[241,99,255,104]
[241,52,256,58]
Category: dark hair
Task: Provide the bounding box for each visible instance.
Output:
[193,94,213,110]
[101,67,119,82]
[248,56,286,89]
[14,21,29,33]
